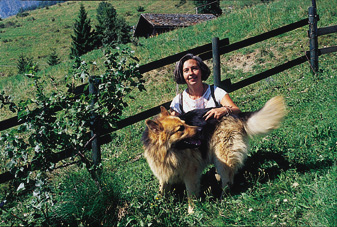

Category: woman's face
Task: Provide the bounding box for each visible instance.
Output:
[182,59,202,86]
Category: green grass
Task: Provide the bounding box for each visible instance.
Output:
[0,0,196,77]
[1,0,337,226]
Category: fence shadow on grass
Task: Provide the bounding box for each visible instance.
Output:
[198,151,334,199]
[156,150,334,208]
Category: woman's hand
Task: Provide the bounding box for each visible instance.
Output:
[170,108,180,116]
[203,106,232,121]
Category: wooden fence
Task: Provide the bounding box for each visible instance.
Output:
[1,1,336,184]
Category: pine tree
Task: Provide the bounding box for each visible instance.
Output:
[17,54,38,74]
[17,54,28,74]
[70,4,96,59]
[47,48,61,66]
[95,2,131,47]
[194,0,222,16]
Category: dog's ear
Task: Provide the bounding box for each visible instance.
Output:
[146,119,163,133]
[160,106,169,117]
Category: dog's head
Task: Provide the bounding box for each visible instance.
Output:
[144,107,201,149]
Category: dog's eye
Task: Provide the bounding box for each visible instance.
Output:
[177,125,185,132]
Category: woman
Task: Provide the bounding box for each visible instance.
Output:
[170,53,240,120]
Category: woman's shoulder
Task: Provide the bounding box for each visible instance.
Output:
[171,93,181,103]
[171,89,187,103]
[213,85,227,93]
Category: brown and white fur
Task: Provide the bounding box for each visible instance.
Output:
[142,96,286,213]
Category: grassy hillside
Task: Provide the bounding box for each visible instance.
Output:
[0,0,196,119]
[0,1,196,77]
[1,0,337,226]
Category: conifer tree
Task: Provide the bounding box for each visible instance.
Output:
[95,2,131,47]
[17,54,38,74]
[194,0,222,16]
[70,4,96,59]
[47,48,61,66]
[17,54,28,74]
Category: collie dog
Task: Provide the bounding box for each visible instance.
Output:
[142,96,286,213]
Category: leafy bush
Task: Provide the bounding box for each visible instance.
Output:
[4,21,18,28]
[136,6,145,12]
[1,46,145,226]
[17,54,39,74]
[47,49,61,66]
[16,12,30,18]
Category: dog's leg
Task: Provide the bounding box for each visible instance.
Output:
[159,181,171,194]
[212,127,248,199]
[214,158,234,199]
[184,172,201,214]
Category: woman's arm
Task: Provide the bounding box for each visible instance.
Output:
[204,94,240,120]
[220,94,241,115]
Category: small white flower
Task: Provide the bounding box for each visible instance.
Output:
[248,208,253,212]
[292,182,299,188]
[283,199,288,202]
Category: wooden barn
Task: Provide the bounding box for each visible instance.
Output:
[134,13,216,38]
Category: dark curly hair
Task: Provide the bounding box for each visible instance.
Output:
[174,53,211,84]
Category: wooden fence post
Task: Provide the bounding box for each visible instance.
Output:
[212,37,221,87]
[308,0,318,73]
[89,76,101,166]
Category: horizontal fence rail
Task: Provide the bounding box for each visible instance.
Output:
[317,25,337,36]
[0,116,23,132]
[215,19,308,57]
[224,54,309,93]
[0,101,66,132]
[138,38,230,74]
[318,46,337,55]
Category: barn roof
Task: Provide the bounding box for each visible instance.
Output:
[140,13,216,27]
[134,13,216,37]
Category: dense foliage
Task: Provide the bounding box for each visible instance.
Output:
[96,2,131,47]
[0,46,144,225]
[70,3,131,59]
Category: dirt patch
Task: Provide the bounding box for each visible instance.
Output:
[222,44,287,73]
[143,64,174,85]
[224,51,258,73]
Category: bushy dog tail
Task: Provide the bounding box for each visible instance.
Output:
[244,96,286,137]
